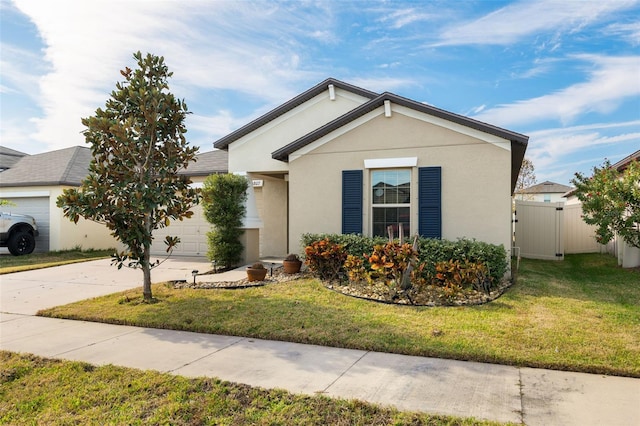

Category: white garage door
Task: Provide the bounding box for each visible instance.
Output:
[150,203,210,257]
[3,197,50,252]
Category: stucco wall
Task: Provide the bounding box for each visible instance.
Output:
[287,107,513,255]
[228,88,370,174]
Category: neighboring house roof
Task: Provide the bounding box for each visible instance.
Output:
[518,181,573,194]
[0,146,228,188]
[563,150,639,198]
[0,146,29,171]
[180,149,228,176]
[612,149,640,172]
[0,146,91,187]
[213,78,378,150]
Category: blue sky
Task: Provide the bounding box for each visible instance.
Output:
[1,0,639,185]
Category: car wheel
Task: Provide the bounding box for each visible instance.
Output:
[8,231,36,256]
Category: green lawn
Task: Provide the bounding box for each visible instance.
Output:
[39,253,640,377]
[0,248,113,274]
[1,351,498,426]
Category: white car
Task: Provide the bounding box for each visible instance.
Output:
[0,212,39,255]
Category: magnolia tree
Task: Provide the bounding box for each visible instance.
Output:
[57,52,199,301]
[571,159,639,249]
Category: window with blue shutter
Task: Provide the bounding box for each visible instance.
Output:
[342,170,363,234]
[418,167,441,238]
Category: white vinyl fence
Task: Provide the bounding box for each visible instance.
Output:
[514,200,604,260]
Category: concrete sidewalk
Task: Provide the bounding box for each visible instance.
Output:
[1,259,639,425]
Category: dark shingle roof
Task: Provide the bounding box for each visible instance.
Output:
[0,146,228,188]
[180,149,228,176]
[0,146,91,187]
[0,146,29,170]
[213,78,378,150]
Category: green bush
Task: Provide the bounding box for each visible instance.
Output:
[201,174,248,268]
[302,234,508,285]
[418,238,507,283]
[301,233,387,258]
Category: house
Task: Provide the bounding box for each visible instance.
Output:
[0,146,28,172]
[0,146,116,252]
[214,78,529,262]
[0,145,227,256]
[516,181,573,203]
[149,149,227,256]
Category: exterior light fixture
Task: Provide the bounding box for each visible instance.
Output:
[192,270,198,284]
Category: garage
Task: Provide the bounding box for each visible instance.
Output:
[2,196,50,252]
[150,203,210,257]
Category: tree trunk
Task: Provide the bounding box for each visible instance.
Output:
[142,215,153,302]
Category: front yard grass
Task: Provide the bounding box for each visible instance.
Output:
[0,351,496,426]
[38,253,640,377]
[0,248,113,274]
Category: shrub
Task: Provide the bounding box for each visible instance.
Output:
[303,234,507,291]
[201,174,248,268]
[418,238,507,283]
[304,238,347,282]
[301,233,387,258]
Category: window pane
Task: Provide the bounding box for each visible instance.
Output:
[372,170,411,205]
[372,207,411,237]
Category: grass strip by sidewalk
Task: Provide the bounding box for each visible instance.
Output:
[0,351,503,426]
[38,254,640,377]
[0,249,113,274]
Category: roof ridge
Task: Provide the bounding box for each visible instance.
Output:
[213,78,378,150]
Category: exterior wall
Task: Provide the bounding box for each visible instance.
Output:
[0,186,117,251]
[259,176,288,256]
[287,108,513,256]
[227,88,370,173]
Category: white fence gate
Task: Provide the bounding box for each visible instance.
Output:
[514,200,603,260]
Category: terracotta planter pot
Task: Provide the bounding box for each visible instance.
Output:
[283,260,302,274]
[246,267,267,282]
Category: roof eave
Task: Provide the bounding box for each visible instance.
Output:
[213,78,378,151]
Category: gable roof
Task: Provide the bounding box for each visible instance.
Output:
[0,146,29,171]
[270,90,529,193]
[518,180,573,194]
[612,149,640,171]
[0,146,92,187]
[0,146,228,188]
[213,78,378,150]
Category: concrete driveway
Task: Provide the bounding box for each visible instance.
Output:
[0,256,213,315]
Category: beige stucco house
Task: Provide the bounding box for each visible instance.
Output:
[214,78,529,260]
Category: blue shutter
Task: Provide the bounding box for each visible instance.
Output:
[418,167,441,238]
[342,170,363,234]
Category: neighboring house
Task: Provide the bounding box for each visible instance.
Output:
[214,78,529,261]
[0,146,116,252]
[149,149,228,256]
[516,181,573,203]
[0,146,226,256]
[0,146,28,172]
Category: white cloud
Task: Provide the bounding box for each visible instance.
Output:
[473,55,640,127]
[604,21,640,45]
[433,0,638,46]
[9,0,336,152]
[524,120,640,180]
